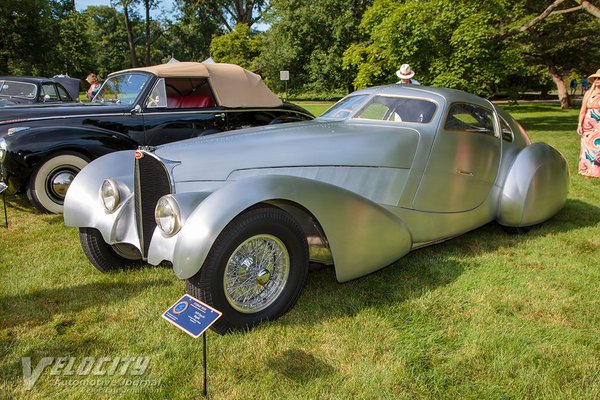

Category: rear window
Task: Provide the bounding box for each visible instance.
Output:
[445,103,495,136]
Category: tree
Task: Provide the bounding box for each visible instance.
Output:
[112,0,140,67]
[179,0,268,31]
[260,0,372,95]
[210,23,262,69]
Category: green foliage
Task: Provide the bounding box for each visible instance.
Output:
[260,0,372,94]
[210,23,262,70]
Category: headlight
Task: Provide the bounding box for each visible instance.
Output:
[0,137,6,162]
[100,179,120,212]
[155,195,181,236]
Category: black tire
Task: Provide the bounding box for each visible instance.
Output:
[186,206,309,334]
[79,228,143,273]
[27,152,89,214]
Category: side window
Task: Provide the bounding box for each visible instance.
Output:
[445,103,495,136]
[56,84,71,101]
[500,117,514,142]
[354,95,437,123]
[145,78,168,108]
[163,78,215,109]
[41,84,59,101]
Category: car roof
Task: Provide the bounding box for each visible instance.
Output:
[350,84,494,109]
[111,62,283,109]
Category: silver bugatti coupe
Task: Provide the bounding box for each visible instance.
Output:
[64,84,569,333]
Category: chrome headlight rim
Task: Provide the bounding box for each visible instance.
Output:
[0,137,6,162]
[155,195,182,237]
[100,178,121,213]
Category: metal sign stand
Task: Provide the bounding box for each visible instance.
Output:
[202,331,208,397]
[0,183,7,228]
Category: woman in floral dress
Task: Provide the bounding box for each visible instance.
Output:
[577,69,600,177]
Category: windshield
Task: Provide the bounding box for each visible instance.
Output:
[0,80,37,99]
[319,95,368,119]
[92,73,151,105]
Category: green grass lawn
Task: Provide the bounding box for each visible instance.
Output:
[1,103,599,399]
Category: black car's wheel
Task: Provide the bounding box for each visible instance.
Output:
[79,228,143,273]
[27,152,89,214]
[186,206,309,334]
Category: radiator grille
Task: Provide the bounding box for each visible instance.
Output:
[134,153,172,258]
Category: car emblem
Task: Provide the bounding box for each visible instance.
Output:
[135,151,143,159]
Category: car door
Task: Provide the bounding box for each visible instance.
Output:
[142,77,227,146]
[412,102,501,212]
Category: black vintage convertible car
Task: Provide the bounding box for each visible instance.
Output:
[0,76,77,106]
[0,62,313,213]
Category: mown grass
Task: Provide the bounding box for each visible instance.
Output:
[1,102,599,399]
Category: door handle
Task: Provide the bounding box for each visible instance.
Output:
[215,113,226,119]
[456,169,473,176]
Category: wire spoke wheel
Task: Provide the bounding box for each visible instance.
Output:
[224,234,290,313]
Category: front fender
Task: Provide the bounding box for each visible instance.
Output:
[497,142,569,226]
[64,150,140,249]
[149,175,413,282]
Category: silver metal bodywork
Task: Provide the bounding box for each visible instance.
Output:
[65,85,569,282]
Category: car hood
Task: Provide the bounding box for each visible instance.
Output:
[0,102,127,124]
[154,120,422,182]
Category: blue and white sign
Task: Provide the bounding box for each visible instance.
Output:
[162,294,222,338]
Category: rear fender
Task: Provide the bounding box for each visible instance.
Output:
[149,175,413,282]
[498,142,569,227]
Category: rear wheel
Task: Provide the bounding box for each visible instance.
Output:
[186,207,309,334]
[27,152,89,214]
[79,228,143,273]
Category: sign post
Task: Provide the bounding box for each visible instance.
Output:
[163,294,222,397]
[280,70,289,101]
[0,182,7,228]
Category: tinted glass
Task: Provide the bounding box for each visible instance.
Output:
[445,103,495,136]
[0,81,37,99]
[41,84,59,101]
[56,84,72,101]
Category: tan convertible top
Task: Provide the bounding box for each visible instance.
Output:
[113,62,283,108]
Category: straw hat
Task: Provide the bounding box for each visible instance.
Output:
[588,69,600,81]
[396,64,415,80]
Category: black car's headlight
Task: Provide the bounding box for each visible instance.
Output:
[155,195,181,236]
[100,179,121,212]
[0,137,6,162]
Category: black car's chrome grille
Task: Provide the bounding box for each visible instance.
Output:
[134,152,172,258]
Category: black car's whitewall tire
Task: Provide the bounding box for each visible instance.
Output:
[27,152,89,214]
[186,206,309,334]
[79,228,143,273]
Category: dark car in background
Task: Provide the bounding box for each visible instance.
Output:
[0,76,77,106]
[0,62,313,213]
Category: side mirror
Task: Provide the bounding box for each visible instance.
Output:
[131,104,142,114]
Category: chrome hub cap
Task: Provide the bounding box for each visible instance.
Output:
[224,234,290,313]
[48,170,77,200]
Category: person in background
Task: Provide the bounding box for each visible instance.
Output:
[581,76,589,95]
[570,78,578,95]
[396,64,420,85]
[576,69,600,178]
[85,73,101,100]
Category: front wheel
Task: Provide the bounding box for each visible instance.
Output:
[27,152,89,213]
[186,207,309,334]
[79,228,143,273]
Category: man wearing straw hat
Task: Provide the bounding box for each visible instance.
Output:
[396,64,420,85]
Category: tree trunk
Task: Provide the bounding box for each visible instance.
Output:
[545,59,570,109]
[123,3,138,67]
[144,0,151,66]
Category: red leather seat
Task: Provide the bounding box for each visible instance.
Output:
[167,96,213,108]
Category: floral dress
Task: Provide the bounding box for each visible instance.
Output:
[579,94,600,177]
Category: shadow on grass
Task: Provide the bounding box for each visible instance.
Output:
[267,349,335,384]
[1,194,36,214]
[283,198,599,329]
[0,279,171,330]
